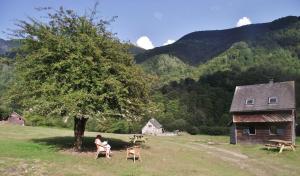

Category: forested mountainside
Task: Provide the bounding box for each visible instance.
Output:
[137,16,300,66]
[139,16,300,135]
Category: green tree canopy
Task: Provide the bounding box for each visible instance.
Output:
[6,6,150,150]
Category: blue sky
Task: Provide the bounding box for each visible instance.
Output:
[1,0,300,49]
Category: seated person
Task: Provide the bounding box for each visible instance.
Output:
[95,135,111,158]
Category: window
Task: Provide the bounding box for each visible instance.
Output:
[248,127,256,135]
[268,97,278,104]
[148,124,152,128]
[269,126,284,135]
[245,98,254,105]
[243,128,249,134]
[243,127,256,135]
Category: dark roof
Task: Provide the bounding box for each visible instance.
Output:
[233,113,293,123]
[149,118,162,128]
[230,81,295,113]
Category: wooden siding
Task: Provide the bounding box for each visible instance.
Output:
[236,122,292,144]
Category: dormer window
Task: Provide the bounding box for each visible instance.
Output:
[268,97,278,104]
[245,98,254,105]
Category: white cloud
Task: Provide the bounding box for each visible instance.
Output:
[154,12,163,21]
[236,17,252,27]
[136,36,154,50]
[163,39,175,46]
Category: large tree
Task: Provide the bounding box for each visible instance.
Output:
[7,6,150,151]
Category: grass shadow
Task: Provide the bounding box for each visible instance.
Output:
[260,147,280,153]
[31,136,131,152]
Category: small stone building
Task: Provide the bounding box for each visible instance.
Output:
[7,112,25,126]
[142,118,163,135]
[229,80,296,144]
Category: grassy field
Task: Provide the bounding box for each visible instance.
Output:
[0,124,299,176]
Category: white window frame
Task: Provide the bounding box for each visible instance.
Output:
[268,97,278,104]
[245,98,255,105]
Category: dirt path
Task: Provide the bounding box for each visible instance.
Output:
[163,140,290,176]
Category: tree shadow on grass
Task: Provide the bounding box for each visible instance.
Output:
[31,136,131,152]
[260,147,280,153]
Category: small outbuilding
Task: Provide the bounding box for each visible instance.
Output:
[142,118,163,135]
[7,112,25,126]
[229,80,296,145]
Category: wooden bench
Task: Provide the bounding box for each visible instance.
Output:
[126,145,142,163]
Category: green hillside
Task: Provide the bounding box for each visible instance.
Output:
[140,16,300,134]
[141,54,198,84]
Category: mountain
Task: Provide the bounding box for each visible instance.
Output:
[142,16,300,135]
[128,45,146,56]
[0,39,21,57]
[136,16,300,66]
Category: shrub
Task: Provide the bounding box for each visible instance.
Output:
[187,126,199,135]
[198,126,229,135]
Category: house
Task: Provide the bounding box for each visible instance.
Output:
[142,118,163,135]
[229,80,296,145]
[7,112,25,126]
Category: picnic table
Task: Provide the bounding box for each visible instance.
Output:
[129,134,147,144]
[265,139,296,153]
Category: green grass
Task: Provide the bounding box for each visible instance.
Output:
[0,124,299,176]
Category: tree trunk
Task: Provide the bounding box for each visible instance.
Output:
[74,117,88,151]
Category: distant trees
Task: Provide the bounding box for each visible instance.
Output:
[6,6,150,151]
[0,57,14,119]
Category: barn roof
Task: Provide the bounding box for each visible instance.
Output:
[233,113,293,123]
[149,118,162,128]
[230,81,295,113]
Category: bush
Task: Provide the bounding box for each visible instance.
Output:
[0,105,10,120]
[167,118,189,131]
[187,126,199,135]
[186,126,229,135]
[198,126,229,135]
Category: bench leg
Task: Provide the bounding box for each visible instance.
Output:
[291,145,296,151]
[95,151,99,159]
[279,145,285,153]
